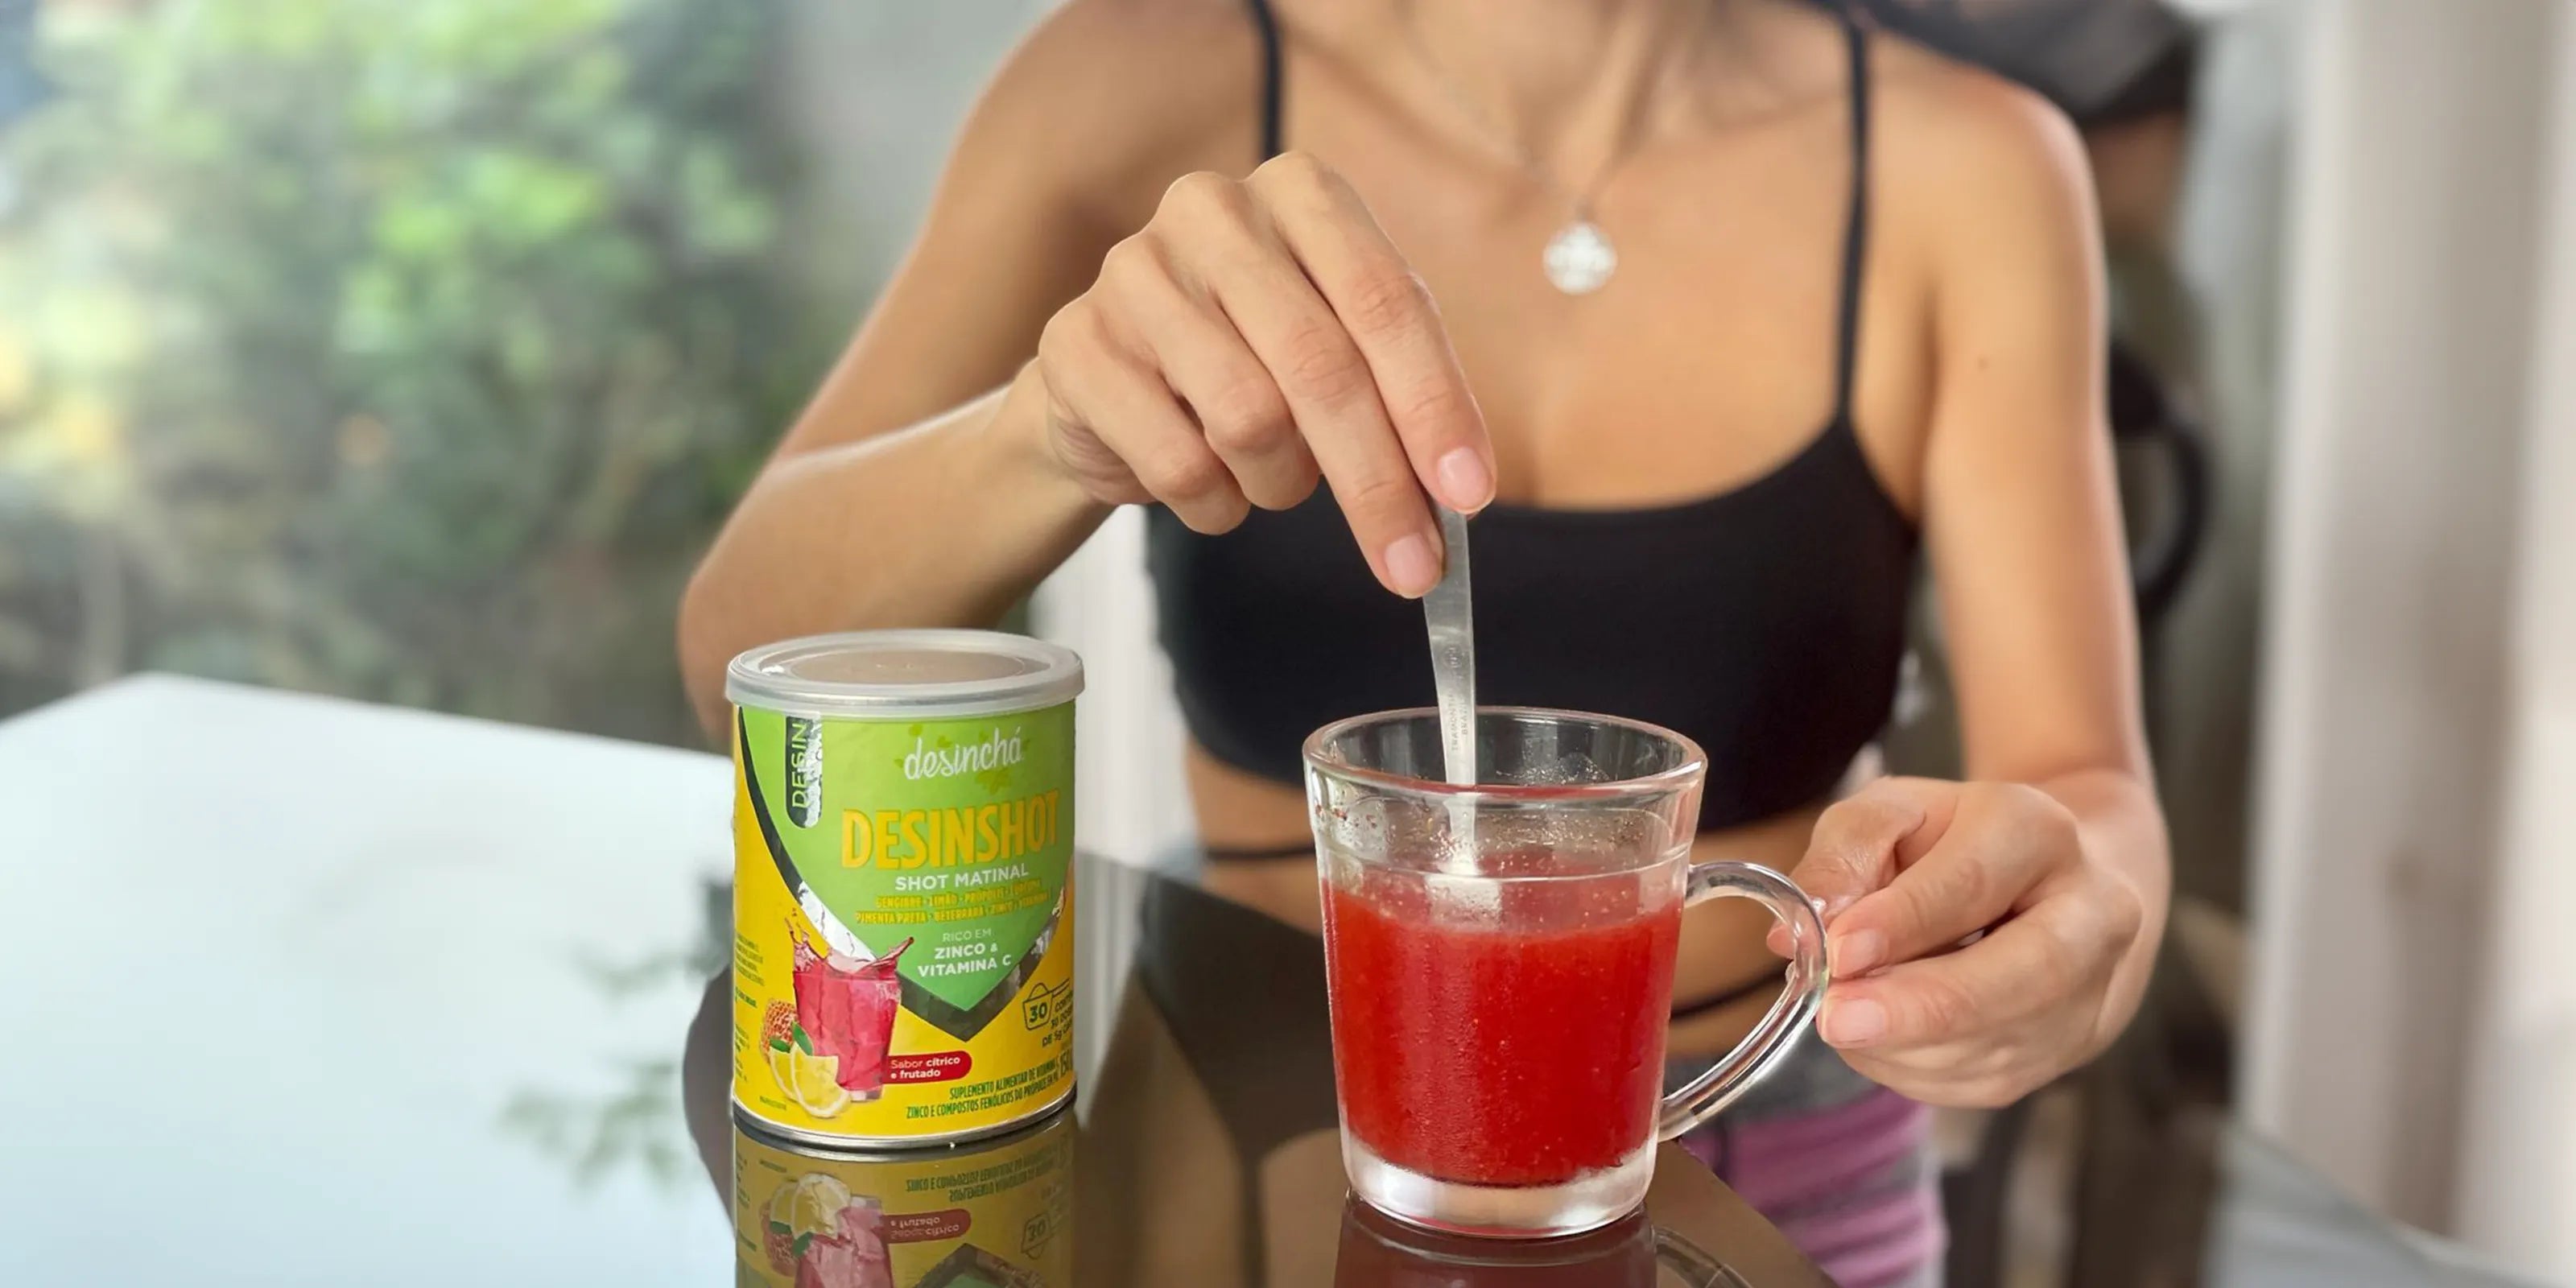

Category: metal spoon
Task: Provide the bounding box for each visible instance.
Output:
[1423,506,1478,789]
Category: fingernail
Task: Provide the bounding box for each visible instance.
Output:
[1765,925,1793,957]
[1833,929,1885,976]
[1825,997,1887,1046]
[1435,448,1493,511]
[1385,532,1440,597]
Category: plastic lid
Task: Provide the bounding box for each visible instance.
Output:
[725,630,1084,719]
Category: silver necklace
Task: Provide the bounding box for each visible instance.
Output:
[1397,2,1679,295]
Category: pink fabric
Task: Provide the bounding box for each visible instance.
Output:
[1678,1087,1944,1288]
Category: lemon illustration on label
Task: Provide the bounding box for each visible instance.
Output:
[759,1172,890,1282]
[766,1043,848,1118]
[773,1174,855,1240]
[764,1002,850,1118]
[732,1113,1072,1288]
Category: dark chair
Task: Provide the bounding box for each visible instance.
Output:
[2111,340,2214,633]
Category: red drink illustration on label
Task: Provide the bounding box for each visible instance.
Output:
[733,1111,1073,1288]
[791,927,912,1097]
[793,1199,892,1288]
[1323,873,1681,1187]
[761,1174,893,1288]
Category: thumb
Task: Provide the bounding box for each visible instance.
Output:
[1766,778,1959,957]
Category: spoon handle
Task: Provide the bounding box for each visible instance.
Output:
[1423,507,1478,787]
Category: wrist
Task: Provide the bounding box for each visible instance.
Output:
[2047,771,2166,1050]
[995,362,1063,473]
[989,363,1112,525]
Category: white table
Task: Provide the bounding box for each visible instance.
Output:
[0,675,736,1285]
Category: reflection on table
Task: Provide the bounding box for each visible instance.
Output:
[683,856,1832,1286]
[729,1109,1074,1288]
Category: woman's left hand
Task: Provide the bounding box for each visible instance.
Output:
[1773,775,2149,1108]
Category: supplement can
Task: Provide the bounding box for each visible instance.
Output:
[729,630,1082,1147]
[733,1105,1073,1288]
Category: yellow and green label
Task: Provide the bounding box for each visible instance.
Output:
[733,702,1075,1142]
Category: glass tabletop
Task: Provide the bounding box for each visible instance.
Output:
[0,676,1814,1286]
[0,676,2498,1286]
[679,854,1829,1287]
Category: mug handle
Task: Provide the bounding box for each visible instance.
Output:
[1656,861,1831,1141]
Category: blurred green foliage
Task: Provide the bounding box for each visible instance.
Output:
[0,0,825,744]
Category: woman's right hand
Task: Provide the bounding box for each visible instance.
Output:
[1026,151,1496,597]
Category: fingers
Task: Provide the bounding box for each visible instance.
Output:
[1250,154,1495,514]
[1818,894,2120,1056]
[1790,778,1959,919]
[1827,784,2077,976]
[1034,299,1248,534]
[1099,234,1319,511]
[1786,784,2149,1109]
[1219,161,1459,593]
[1826,881,2146,1108]
[1161,166,1444,595]
[1046,156,1492,599]
[1766,778,1961,961]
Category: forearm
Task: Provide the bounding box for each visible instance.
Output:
[677,371,1108,738]
[2035,764,2170,1043]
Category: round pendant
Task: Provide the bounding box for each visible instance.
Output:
[1542,220,1616,295]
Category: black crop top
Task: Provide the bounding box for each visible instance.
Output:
[1146,3,1918,832]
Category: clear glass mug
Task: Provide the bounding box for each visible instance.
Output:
[1305,708,1831,1238]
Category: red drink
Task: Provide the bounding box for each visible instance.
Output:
[1309,708,1828,1235]
[791,933,911,1096]
[1322,871,1680,1187]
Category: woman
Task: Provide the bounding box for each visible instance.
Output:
[680,1,2168,1282]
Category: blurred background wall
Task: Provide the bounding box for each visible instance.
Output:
[2243,3,2573,1270]
[1,0,2570,1280]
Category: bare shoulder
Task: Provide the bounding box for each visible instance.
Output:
[959,0,1269,232]
[1864,31,2097,249]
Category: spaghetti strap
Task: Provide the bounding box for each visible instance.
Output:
[1831,11,1873,427]
[1245,0,1285,161]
